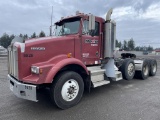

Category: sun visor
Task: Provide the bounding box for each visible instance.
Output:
[55,16,81,25]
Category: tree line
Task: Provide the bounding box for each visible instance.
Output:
[0,31,46,48]
[0,32,154,51]
[116,38,154,51]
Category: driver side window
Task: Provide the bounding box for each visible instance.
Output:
[83,20,89,35]
[83,20,100,36]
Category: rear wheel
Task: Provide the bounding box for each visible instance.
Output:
[50,71,84,109]
[149,59,157,76]
[135,59,149,80]
[120,58,135,80]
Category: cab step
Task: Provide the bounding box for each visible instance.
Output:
[87,66,110,88]
[113,71,123,81]
[92,80,110,88]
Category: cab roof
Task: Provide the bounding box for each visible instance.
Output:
[55,13,105,25]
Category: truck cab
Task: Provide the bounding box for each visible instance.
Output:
[53,13,105,65]
[8,9,157,109]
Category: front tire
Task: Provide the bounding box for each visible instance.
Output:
[50,71,84,109]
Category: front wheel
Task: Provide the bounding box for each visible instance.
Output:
[50,71,84,109]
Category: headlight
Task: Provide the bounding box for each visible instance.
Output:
[31,66,39,74]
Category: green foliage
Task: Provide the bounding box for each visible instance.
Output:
[135,46,141,51]
[31,32,37,38]
[116,40,122,48]
[0,32,154,51]
[23,34,28,40]
[135,46,153,51]
[39,31,46,37]
[0,33,14,48]
[123,40,128,51]
[127,38,135,50]
[117,38,153,51]
[19,34,23,37]
[0,31,46,48]
[19,34,28,40]
[147,45,153,51]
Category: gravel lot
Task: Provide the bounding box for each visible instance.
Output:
[0,55,160,120]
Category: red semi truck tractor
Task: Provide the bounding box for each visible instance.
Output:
[8,9,157,109]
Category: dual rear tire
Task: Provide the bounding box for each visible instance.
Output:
[120,58,135,80]
[120,58,157,80]
[149,59,157,76]
[135,59,149,80]
[135,59,157,80]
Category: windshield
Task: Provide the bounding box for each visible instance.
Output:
[53,18,80,36]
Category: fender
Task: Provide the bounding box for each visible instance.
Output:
[45,56,89,83]
[23,55,88,84]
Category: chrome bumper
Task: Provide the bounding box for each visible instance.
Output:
[8,74,38,102]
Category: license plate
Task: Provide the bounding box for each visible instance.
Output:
[10,83,13,91]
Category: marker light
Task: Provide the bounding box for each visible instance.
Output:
[67,53,72,58]
[39,68,43,74]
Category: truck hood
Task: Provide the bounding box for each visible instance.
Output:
[18,35,76,81]
[25,36,75,44]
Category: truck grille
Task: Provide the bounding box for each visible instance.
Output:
[8,46,18,78]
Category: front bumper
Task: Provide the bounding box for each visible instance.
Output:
[8,74,38,102]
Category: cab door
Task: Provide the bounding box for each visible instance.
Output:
[81,20,101,65]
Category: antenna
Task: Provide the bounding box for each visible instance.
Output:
[50,6,53,36]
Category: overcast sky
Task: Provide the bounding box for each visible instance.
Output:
[0,0,160,48]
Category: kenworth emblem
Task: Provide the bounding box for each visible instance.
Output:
[31,47,45,50]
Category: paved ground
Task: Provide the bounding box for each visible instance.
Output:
[0,55,160,120]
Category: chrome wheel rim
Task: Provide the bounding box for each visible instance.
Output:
[61,79,79,101]
[143,65,149,76]
[128,63,134,76]
[152,64,157,73]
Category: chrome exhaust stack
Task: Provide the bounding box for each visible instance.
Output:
[102,9,120,79]
[104,8,116,58]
